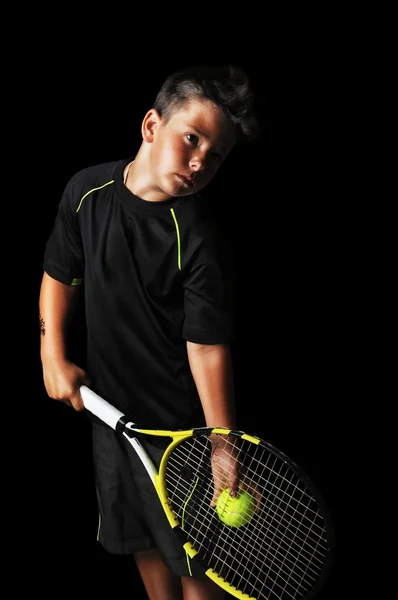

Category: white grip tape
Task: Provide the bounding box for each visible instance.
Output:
[80,385,125,430]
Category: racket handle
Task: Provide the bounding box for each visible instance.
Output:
[80,385,125,430]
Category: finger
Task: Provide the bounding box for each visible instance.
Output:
[71,391,85,411]
[210,484,223,507]
[239,479,261,512]
[252,486,262,512]
[228,477,239,498]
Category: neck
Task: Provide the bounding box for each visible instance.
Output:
[124,146,173,202]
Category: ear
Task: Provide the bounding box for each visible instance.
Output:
[141,109,162,143]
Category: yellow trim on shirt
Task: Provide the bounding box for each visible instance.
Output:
[76,180,115,213]
[170,208,181,271]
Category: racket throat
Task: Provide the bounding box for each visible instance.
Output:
[123,433,157,483]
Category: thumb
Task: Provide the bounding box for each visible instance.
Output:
[210,478,239,508]
[74,373,91,411]
[228,477,239,499]
[210,483,223,508]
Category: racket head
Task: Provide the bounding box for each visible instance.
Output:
[157,427,335,600]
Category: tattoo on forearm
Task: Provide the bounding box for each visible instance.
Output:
[39,314,45,336]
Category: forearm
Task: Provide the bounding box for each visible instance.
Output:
[187,341,236,429]
[39,272,80,361]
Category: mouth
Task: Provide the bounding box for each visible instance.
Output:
[176,174,194,187]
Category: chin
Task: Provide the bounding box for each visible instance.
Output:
[167,184,195,198]
[164,174,196,198]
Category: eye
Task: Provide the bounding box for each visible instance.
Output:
[186,133,199,146]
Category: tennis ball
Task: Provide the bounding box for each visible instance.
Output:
[216,488,255,527]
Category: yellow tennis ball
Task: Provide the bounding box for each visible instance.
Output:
[216,488,255,527]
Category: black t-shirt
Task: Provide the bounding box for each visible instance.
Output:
[43,157,236,429]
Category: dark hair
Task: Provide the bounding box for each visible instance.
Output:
[153,64,260,145]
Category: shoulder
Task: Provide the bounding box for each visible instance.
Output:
[63,159,123,203]
[176,194,233,268]
[174,194,219,236]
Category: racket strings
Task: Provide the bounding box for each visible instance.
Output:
[240,453,328,568]
[164,433,331,600]
[168,445,319,594]
[243,454,325,598]
[242,448,326,538]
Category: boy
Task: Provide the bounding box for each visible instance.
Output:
[39,64,260,599]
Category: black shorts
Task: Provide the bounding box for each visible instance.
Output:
[92,421,205,578]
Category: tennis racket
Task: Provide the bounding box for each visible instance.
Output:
[80,385,335,600]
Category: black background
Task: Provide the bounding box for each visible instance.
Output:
[19,31,362,598]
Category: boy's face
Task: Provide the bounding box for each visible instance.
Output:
[145,98,236,198]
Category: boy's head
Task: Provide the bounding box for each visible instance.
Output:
[153,64,260,146]
[137,64,260,200]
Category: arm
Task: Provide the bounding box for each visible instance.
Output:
[39,271,88,411]
[187,341,239,503]
[187,341,236,429]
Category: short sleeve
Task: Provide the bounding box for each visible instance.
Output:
[42,174,85,286]
[182,222,236,344]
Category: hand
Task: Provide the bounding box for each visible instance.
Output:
[209,434,262,511]
[42,357,90,411]
[209,434,240,507]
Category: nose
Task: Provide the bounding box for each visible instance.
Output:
[189,150,206,173]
